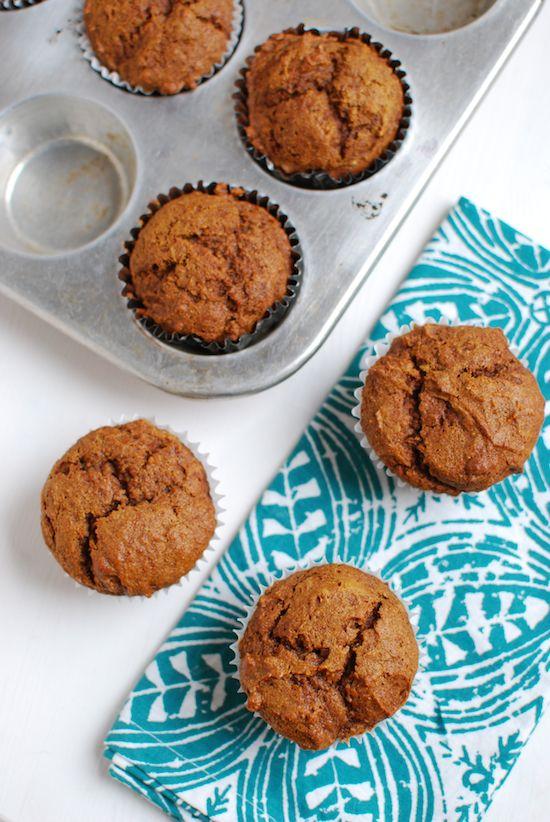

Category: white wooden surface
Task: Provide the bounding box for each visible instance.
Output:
[0,3,548,820]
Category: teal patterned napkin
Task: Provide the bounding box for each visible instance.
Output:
[104,198,550,822]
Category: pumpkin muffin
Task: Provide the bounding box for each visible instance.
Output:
[40,420,216,597]
[126,184,294,344]
[360,324,545,495]
[239,564,418,750]
[243,30,405,179]
[83,0,235,94]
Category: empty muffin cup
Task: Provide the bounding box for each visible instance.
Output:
[0,94,137,255]
[77,0,244,95]
[354,0,498,35]
[234,25,412,190]
[119,181,303,354]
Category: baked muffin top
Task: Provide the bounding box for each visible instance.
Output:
[41,420,216,597]
[360,324,545,495]
[243,31,405,178]
[127,184,293,343]
[83,0,234,94]
[239,564,418,750]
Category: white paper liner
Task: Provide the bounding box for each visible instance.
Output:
[76,0,244,95]
[351,317,525,494]
[229,556,427,750]
[57,414,224,602]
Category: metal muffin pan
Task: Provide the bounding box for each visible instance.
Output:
[0,0,542,397]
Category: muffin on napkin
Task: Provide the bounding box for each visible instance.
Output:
[239,564,418,750]
[359,324,544,495]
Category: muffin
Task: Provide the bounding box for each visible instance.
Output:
[83,0,235,94]
[40,420,216,597]
[125,184,294,344]
[242,30,405,179]
[360,324,545,495]
[239,564,418,750]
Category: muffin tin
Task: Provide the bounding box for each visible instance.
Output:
[0,0,542,397]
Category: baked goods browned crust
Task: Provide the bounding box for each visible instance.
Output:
[40,420,216,597]
[244,30,404,178]
[127,184,293,343]
[360,324,545,495]
[83,0,234,94]
[239,564,418,750]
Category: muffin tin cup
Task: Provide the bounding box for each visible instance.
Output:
[76,0,244,96]
[61,414,225,602]
[119,181,303,355]
[230,556,427,750]
[351,317,525,496]
[234,24,412,191]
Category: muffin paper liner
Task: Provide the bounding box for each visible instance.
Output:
[119,181,303,355]
[234,24,412,191]
[76,0,244,96]
[60,415,224,602]
[351,317,525,495]
[1,0,44,9]
[229,556,427,751]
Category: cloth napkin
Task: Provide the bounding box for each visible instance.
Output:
[104,197,550,822]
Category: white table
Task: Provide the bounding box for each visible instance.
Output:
[1,4,548,819]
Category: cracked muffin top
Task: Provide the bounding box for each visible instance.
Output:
[127,184,293,343]
[243,30,405,178]
[360,324,545,495]
[40,420,216,597]
[83,0,235,94]
[239,564,418,750]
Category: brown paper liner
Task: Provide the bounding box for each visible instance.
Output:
[1,0,45,9]
[119,181,303,354]
[234,24,412,190]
